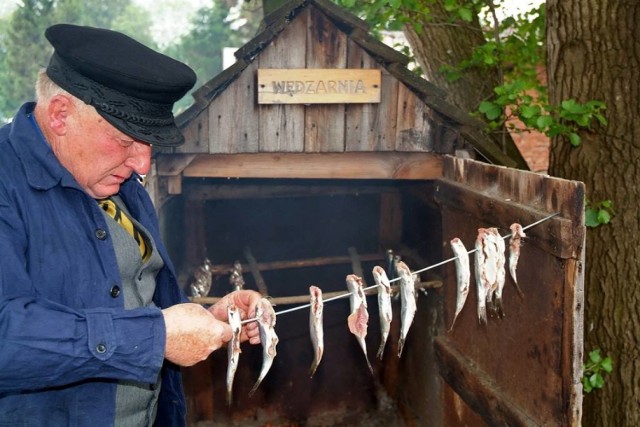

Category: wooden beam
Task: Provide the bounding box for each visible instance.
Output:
[155,153,196,176]
[204,253,385,277]
[184,182,403,200]
[180,152,442,180]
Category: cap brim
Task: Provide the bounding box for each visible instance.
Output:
[98,110,185,147]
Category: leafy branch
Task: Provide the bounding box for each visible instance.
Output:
[585,200,615,228]
[582,349,613,393]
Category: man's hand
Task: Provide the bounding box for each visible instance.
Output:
[162,303,232,366]
[209,290,263,345]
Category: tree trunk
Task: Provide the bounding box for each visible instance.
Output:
[402,0,528,168]
[547,0,640,425]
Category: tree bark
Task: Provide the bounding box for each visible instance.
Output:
[547,0,640,425]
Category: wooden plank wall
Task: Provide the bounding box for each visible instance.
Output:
[179,5,434,155]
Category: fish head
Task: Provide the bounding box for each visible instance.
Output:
[510,222,526,238]
[345,274,363,292]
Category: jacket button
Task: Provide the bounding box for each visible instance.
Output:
[95,229,107,240]
[96,344,107,354]
[110,285,121,298]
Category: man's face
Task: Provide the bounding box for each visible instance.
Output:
[53,102,152,199]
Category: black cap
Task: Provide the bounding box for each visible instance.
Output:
[44,24,196,147]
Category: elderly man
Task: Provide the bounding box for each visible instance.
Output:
[0,24,261,426]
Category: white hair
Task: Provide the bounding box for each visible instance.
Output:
[35,69,92,114]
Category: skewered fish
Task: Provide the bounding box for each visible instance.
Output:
[487,228,507,318]
[396,261,417,358]
[509,223,526,298]
[249,298,279,396]
[309,285,324,377]
[449,238,470,331]
[372,266,393,359]
[229,260,245,292]
[474,228,495,325]
[346,274,373,374]
[226,303,242,406]
[189,258,213,297]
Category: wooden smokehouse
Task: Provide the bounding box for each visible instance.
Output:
[148,0,585,425]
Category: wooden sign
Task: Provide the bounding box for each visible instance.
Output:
[257,69,381,104]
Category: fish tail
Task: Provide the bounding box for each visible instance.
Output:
[365,354,374,375]
[477,305,487,325]
[495,297,506,318]
[376,341,386,360]
[309,361,318,378]
[448,314,459,332]
[248,380,260,397]
[512,279,525,299]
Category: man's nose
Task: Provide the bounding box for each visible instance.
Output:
[124,142,152,175]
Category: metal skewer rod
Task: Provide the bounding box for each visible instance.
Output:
[240,212,560,324]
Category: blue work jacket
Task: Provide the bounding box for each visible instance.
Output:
[0,103,188,426]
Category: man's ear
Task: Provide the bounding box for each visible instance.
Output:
[47,94,72,136]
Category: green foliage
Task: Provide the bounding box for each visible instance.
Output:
[585,200,615,228]
[582,349,613,393]
[0,0,55,119]
[0,0,260,119]
[0,0,152,119]
[480,92,607,146]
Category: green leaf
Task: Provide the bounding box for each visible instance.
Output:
[589,349,602,363]
[536,115,553,130]
[585,209,599,228]
[458,8,473,22]
[561,99,587,114]
[594,373,605,389]
[520,104,540,119]
[601,357,613,373]
[569,132,581,146]
[479,101,502,120]
[597,209,611,224]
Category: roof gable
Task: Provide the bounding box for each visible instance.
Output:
[174,0,524,168]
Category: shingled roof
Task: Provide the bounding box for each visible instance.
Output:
[175,0,527,169]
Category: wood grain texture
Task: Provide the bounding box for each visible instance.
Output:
[181,152,443,180]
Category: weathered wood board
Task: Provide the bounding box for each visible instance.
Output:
[257,68,381,104]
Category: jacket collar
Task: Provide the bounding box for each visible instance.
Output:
[10,103,76,191]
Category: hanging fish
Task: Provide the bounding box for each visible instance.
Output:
[345,274,373,374]
[189,258,213,297]
[226,303,242,406]
[229,260,245,292]
[449,237,470,331]
[474,228,496,325]
[308,285,324,378]
[508,223,526,298]
[396,261,417,358]
[372,266,393,360]
[487,228,507,318]
[249,298,279,396]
